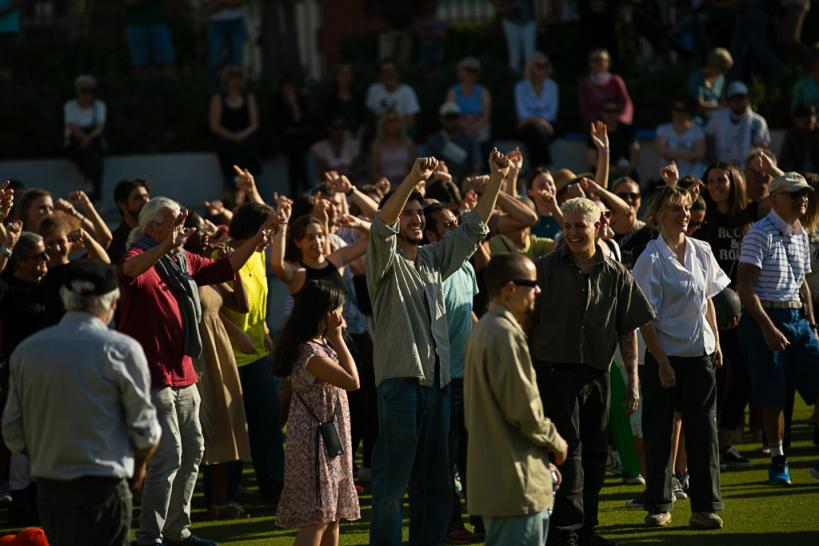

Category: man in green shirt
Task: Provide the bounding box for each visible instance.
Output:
[366,150,509,546]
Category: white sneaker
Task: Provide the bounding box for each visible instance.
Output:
[690,511,723,530]
[645,512,672,527]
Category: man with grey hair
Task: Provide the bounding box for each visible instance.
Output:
[119,196,277,546]
[530,197,656,546]
[3,259,161,546]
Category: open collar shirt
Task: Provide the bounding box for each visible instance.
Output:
[366,210,487,388]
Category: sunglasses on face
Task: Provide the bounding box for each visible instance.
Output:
[511,278,538,288]
[616,192,640,200]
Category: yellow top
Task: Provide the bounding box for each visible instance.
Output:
[219,250,270,367]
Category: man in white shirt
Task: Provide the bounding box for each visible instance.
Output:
[3,260,161,546]
[705,81,770,166]
[365,59,420,130]
[736,172,819,485]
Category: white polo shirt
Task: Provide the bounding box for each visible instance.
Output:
[633,235,730,358]
[739,210,811,302]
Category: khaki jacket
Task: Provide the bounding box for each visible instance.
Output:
[464,303,567,517]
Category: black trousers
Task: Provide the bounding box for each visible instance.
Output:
[37,476,131,546]
[535,363,609,545]
[641,354,723,514]
[717,327,752,431]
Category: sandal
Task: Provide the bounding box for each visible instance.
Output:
[209,502,251,520]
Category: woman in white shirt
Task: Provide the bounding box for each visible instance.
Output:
[632,185,730,530]
[64,75,106,201]
[514,52,558,169]
[654,96,706,179]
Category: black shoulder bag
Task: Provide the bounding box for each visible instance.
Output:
[293,388,343,503]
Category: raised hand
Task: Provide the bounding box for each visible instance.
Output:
[312,198,330,225]
[324,170,353,194]
[203,200,226,217]
[276,195,293,223]
[488,148,511,178]
[326,308,346,339]
[168,209,194,249]
[577,177,599,196]
[410,157,440,181]
[660,161,679,186]
[68,190,93,210]
[232,164,256,193]
[590,121,609,151]
[67,228,91,248]
[0,180,14,223]
[467,175,489,195]
[750,152,775,174]
[508,147,524,173]
[375,177,391,195]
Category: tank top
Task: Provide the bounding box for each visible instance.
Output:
[452,84,483,118]
[220,93,250,132]
[378,143,411,182]
[297,259,346,296]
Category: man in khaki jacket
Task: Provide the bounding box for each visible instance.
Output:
[464,253,568,545]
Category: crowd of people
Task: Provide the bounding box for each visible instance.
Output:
[1,3,819,546]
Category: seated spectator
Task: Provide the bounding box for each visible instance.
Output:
[687,48,733,121]
[579,48,634,125]
[205,0,247,84]
[365,59,421,132]
[109,178,151,265]
[64,75,106,200]
[745,148,778,202]
[323,63,366,138]
[15,189,53,232]
[209,65,260,201]
[273,77,311,196]
[415,1,446,69]
[705,81,770,166]
[124,0,176,74]
[791,45,819,112]
[655,96,706,179]
[447,56,492,150]
[515,52,558,169]
[311,116,361,180]
[423,102,480,185]
[587,99,639,182]
[779,102,819,173]
[370,110,415,186]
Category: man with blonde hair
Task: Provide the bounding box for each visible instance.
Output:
[531,197,656,546]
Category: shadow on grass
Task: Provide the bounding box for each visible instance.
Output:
[599,529,819,546]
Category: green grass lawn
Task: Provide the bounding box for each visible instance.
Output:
[3,400,818,545]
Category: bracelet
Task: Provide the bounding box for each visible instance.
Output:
[345,186,355,197]
[0,245,11,258]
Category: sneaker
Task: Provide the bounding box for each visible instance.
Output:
[719,446,753,470]
[672,475,688,500]
[443,527,477,544]
[810,461,819,480]
[356,466,372,482]
[162,535,218,546]
[623,474,646,486]
[624,492,645,509]
[768,456,791,485]
[689,511,723,530]
[645,512,672,527]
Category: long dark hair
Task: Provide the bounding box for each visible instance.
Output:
[271,280,346,377]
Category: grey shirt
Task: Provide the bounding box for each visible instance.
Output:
[366,210,488,387]
[531,244,655,371]
[3,312,161,481]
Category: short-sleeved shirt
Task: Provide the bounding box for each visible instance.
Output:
[489,233,554,260]
[117,246,235,388]
[739,210,811,302]
[63,99,106,143]
[220,250,270,367]
[705,107,770,166]
[443,262,479,379]
[655,122,706,179]
[633,236,730,358]
[365,83,421,117]
[531,244,655,371]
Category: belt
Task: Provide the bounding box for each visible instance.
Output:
[760,300,802,309]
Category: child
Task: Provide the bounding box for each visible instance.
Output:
[273,280,360,545]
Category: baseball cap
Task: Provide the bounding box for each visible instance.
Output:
[769,172,813,194]
[727,81,749,98]
[439,101,462,116]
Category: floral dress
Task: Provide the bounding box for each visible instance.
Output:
[276,339,360,528]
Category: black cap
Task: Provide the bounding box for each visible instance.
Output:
[62,260,119,296]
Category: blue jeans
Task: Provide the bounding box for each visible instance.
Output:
[739,308,819,408]
[206,17,246,83]
[237,357,284,503]
[125,23,175,67]
[485,510,550,546]
[369,378,452,546]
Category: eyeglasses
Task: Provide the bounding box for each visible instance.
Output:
[785,190,811,200]
[511,279,538,288]
[616,192,640,201]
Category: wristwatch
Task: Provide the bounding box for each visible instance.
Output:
[0,245,11,258]
[345,186,356,197]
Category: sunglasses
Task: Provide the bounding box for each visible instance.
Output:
[511,279,538,288]
[616,192,640,200]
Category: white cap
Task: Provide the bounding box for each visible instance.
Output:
[769,172,813,194]
[439,101,462,116]
[727,81,749,97]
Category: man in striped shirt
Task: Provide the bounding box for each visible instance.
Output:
[737,172,819,485]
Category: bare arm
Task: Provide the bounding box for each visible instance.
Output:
[69,191,112,248]
[307,311,360,390]
[705,298,723,367]
[496,191,537,226]
[590,121,610,188]
[228,217,277,272]
[378,157,438,225]
[801,279,816,336]
[618,330,640,415]
[737,263,790,351]
[473,149,512,224]
[639,321,676,388]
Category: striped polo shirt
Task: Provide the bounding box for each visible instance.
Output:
[739,210,811,301]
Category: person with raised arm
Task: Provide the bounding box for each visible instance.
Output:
[366,150,510,546]
[119,196,277,546]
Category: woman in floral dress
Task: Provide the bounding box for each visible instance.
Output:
[273,279,360,545]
